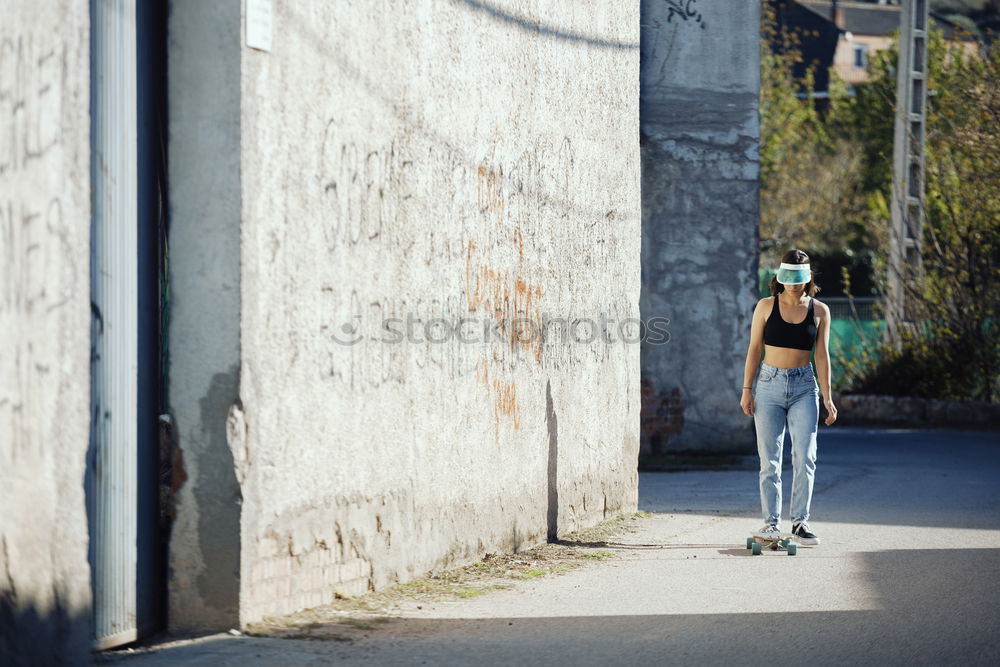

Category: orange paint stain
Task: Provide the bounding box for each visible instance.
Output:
[475,162,525,262]
[465,258,544,363]
[475,360,522,441]
[476,164,505,221]
[492,377,521,431]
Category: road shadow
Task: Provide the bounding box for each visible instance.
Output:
[99,547,1000,666]
[640,427,1000,530]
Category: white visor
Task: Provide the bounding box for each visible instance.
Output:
[776,262,811,285]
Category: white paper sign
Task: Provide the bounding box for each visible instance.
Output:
[247,0,273,52]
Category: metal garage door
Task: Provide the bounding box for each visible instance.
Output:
[86,0,165,649]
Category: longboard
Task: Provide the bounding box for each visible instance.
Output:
[746,533,798,556]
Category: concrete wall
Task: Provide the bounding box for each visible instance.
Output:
[166,0,243,632]
[233,0,641,623]
[0,1,92,663]
[640,0,761,453]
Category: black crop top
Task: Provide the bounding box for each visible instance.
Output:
[763,296,817,351]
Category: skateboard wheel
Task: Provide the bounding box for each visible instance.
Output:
[787,544,797,556]
[747,538,754,550]
[751,542,762,555]
[780,539,790,548]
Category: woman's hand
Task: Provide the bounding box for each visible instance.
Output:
[823,397,838,425]
[741,388,754,417]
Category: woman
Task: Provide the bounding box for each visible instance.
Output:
[740,249,838,546]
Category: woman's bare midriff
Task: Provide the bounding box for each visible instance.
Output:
[763,344,812,369]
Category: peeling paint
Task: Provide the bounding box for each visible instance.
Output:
[192,367,241,621]
[225,398,249,487]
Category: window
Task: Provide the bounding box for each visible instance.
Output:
[853,44,869,69]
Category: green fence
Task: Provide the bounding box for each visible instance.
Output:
[829,318,885,366]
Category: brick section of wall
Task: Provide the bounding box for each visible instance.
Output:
[249,553,372,618]
[640,380,686,456]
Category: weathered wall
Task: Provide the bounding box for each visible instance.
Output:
[640,0,761,453]
[0,1,92,663]
[234,0,641,622]
[166,0,243,631]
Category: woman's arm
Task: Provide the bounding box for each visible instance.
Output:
[814,301,838,425]
[741,299,768,415]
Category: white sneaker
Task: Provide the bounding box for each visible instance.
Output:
[757,523,781,537]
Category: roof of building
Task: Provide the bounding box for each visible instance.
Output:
[800,1,899,36]
[799,1,976,40]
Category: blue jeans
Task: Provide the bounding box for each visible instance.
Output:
[752,361,819,526]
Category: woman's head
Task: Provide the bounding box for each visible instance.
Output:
[769,249,820,297]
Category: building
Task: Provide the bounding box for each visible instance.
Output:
[770,0,978,93]
[2,0,763,663]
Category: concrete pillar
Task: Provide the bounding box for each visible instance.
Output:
[165,0,242,632]
[640,0,761,453]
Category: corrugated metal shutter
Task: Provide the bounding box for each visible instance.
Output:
[88,0,139,650]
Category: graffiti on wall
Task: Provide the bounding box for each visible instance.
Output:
[0,29,76,462]
[285,112,635,445]
[313,123,624,362]
[664,0,707,29]
[0,33,65,174]
[640,378,686,455]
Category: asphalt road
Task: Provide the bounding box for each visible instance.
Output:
[101,427,1000,666]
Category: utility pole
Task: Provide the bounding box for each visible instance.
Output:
[886,0,929,350]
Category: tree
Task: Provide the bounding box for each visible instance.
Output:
[760,7,1000,401]
[759,4,872,269]
[836,32,1000,401]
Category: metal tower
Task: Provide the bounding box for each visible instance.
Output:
[887,0,929,349]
